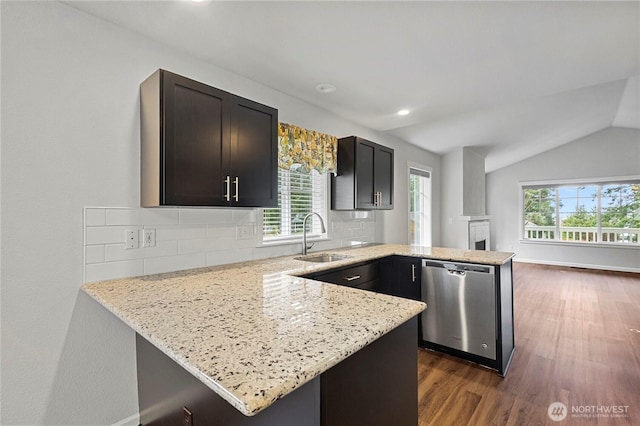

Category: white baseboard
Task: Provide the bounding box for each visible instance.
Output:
[111,413,139,426]
[513,258,640,274]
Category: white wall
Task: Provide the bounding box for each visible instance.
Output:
[0,2,441,424]
[378,139,441,245]
[441,147,489,249]
[462,147,486,216]
[440,148,464,248]
[487,127,640,272]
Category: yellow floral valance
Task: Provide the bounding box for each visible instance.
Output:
[278,123,337,174]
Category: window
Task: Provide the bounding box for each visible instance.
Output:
[263,168,327,242]
[522,178,640,246]
[409,167,432,246]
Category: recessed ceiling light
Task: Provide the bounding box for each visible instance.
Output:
[316,84,337,94]
[397,109,410,116]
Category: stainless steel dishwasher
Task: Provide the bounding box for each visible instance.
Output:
[421,260,496,360]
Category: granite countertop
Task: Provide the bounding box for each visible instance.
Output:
[81,244,513,416]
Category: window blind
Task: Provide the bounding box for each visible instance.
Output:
[263,169,327,240]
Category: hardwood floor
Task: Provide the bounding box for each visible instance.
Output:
[417,262,640,425]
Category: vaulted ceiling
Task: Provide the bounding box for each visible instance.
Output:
[66,1,639,171]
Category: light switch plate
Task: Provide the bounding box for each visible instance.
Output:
[236,224,254,240]
[125,229,139,249]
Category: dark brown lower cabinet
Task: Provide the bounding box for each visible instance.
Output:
[304,255,514,376]
[136,318,418,426]
[320,318,417,426]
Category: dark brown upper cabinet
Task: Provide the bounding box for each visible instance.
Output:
[140,69,277,207]
[331,136,394,210]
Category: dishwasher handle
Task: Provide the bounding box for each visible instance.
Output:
[422,259,494,275]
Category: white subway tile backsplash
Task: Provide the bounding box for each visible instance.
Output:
[139,208,180,225]
[105,240,178,262]
[179,237,235,254]
[143,253,207,275]
[85,245,105,264]
[347,221,363,230]
[179,209,233,225]
[85,259,144,283]
[206,248,253,267]
[155,226,207,241]
[86,226,137,245]
[83,206,376,283]
[253,243,300,259]
[206,225,236,239]
[106,208,180,226]
[232,209,256,223]
[85,208,106,226]
[105,208,141,226]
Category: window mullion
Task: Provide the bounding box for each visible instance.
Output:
[596,185,602,243]
[282,171,291,236]
[555,189,560,240]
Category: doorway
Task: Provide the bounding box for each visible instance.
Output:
[409,167,432,246]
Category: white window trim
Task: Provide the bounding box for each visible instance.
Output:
[258,173,331,247]
[407,161,433,247]
[518,175,640,249]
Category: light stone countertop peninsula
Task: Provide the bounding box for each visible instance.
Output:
[81,244,514,416]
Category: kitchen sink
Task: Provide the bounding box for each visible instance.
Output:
[294,253,353,263]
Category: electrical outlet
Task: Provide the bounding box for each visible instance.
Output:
[143,229,156,248]
[236,224,254,240]
[125,229,139,249]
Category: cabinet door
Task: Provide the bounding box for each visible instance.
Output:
[377,257,394,295]
[375,146,394,209]
[355,140,376,209]
[162,72,229,206]
[392,257,421,301]
[229,97,278,207]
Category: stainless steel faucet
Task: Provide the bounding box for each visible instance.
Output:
[302,212,326,255]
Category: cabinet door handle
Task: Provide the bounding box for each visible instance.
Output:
[345,275,361,281]
[233,177,239,202]
[224,176,231,202]
[411,264,416,282]
[378,191,382,206]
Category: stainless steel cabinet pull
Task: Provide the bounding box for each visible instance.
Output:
[345,275,361,281]
[233,177,239,202]
[374,191,381,206]
[224,176,231,202]
[412,264,416,282]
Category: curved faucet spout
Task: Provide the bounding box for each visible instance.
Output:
[302,212,326,255]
